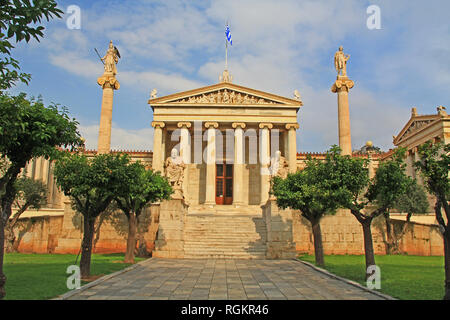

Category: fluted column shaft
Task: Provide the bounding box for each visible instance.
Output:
[260,123,272,205]
[205,122,218,206]
[151,121,165,173]
[233,123,246,206]
[286,123,299,173]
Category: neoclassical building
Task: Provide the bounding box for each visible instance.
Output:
[10,45,447,258]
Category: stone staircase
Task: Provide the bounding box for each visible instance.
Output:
[183,209,268,259]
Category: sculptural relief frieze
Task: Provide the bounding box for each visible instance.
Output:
[398,120,435,142]
[170,89,277,105]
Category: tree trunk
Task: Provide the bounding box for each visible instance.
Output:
[124,212,137,264]
[362,219,376,280]
[384,213,394,255]
[79,215,96,278]
[0,212,6,300]
[311,219,325,267]
[443,228,450,300]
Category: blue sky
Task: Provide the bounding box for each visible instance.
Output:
[9,0,450,152]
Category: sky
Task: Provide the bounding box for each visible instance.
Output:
[9,0,450,152]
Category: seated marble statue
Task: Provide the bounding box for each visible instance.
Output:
[270,150,288,179]
[165,148,185,190]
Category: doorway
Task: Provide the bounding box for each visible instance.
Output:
[215,164,233,205]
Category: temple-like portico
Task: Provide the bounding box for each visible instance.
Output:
[149,74,302,208]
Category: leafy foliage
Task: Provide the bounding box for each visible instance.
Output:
[115,162,173,218]
[13,176,47,212]
[0,0,63,90]
[54,153,132,220]
[394,179,429,215]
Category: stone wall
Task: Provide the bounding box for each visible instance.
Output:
[13,204,444,257]
[293,210,444,256]
[15,203,160,255]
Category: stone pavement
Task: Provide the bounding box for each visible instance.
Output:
[65,258,385,300]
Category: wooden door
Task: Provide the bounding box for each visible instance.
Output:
[215,164,233,205]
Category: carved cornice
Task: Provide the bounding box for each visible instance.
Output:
[151,121,165,129]
[259,123,274,129]
[204,122,219,129]
[331,77,354,93]
[232,122,247,129]
[97,75,120,90]
[177,122,192,128]
[286,123,299,130]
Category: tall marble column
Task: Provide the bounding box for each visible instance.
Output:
[286,123,299,173]
[232,122,246,206]
[259,123,273,205]
[97,74,120,154]
[331,77,354,156]
[205,122,218,206]
[151,121,165,173]
[97,41,120,155]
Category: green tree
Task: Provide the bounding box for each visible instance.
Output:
[115,162,172,263]
[337,148,410,279]
[0,0,63,90]
[0,93,81,299]
[381,179,429,254]
[53,153,132,278]
[6,175,47,252]
[414,141,450,300]
[272,146,355,267]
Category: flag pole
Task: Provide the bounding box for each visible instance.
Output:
[225,38,228,70]
[225,20,228,70]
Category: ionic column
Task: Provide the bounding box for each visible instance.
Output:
[41,158,49,185]
[205,122,218,206]
[232,122,246,206]
[331,77,354,156]
[286,123,299,173]
[259,123,273,205]
[413,148,423,185]
[177,122,192,164]
[35,157,43,180]
[151,121,165,173]
[97,74,120,154]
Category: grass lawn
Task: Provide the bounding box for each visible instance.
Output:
[299,254,445,300]
[3,253,146,300]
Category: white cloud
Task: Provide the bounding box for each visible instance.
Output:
[79,123,153,151]
[29,0,450,152]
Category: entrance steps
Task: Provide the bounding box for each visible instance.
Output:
[183,210,267,259]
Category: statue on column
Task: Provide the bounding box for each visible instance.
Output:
[270,151,289,179]
[334,46,350,77]
[101,40,121,76]
[165,148,186,199]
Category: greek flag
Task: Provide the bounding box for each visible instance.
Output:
[225,24,232,46]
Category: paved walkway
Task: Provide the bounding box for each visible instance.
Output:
[65,258,385,300]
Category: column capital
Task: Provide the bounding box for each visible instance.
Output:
[232,122,246,129]
[97,75,120,90]
[151,121,165,129]
[259,123,273,129]
[205,122,219,129]
[286,123,299,130]
[331,77,354,93]
[177,121,192,129]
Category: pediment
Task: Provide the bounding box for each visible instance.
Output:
[394,116,439,144]
[148,82,302,107]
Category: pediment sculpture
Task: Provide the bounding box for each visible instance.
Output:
[171,89,277,105]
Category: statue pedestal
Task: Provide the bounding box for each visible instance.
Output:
[262,199,297,259]
[153,198,188,259]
